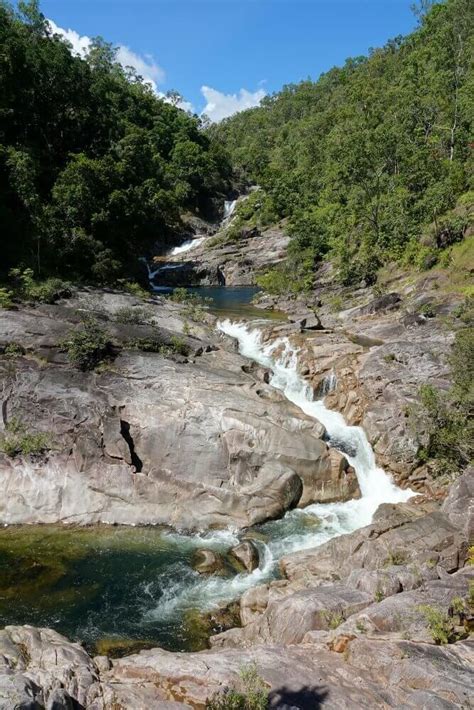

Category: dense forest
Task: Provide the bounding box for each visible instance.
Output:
[0,0,230,282]
[212,0,473,288]
[1,0,472,291]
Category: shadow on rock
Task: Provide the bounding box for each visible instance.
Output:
[269,685,329,709]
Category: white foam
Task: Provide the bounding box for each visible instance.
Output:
[169,236,206,257]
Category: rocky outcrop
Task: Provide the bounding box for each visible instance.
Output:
[230,540,260,573]
[257,282,455,490]
[0,290,340,529]
[152,225,289,287]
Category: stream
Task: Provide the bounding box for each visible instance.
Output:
[0,314,413,655]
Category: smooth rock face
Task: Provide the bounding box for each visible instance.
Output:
[441,468,474,539]
[0,292,336,529]
[193,550,226,575]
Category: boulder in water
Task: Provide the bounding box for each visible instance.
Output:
[230,540,259,573]
[192,549,227,576]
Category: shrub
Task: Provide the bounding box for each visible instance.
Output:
[114,306,151,325]
[418,605,456,645]
[384,550,407,566]
[0,419,50,458]
[413,327,474,476]
[9,268,71,303]
[206,664,269,710]
[256,264,311,295]
[0,287,14,309]
[417,302,436,318]
[61,318,112,371]
[322,611,344,629]
[452,296,474,325]
[128,335,190,357]
[2,342,25,358]
[118,280,150,300]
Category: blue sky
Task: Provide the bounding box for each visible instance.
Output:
[37,0,418,120]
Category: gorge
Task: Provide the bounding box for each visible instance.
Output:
[0,0,473,706]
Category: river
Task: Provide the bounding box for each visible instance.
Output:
[0,313,413,655]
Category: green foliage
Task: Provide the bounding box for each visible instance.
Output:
[168,288,211,320]
[0,418,50,458]
[165,335,190,356]
[206,664,269,710]
[9,268,71,303]
[417,302,436,318]
[61,318,112,371]
[384,550,408,566]
[453,296,474,324]
[128,334,190,357]
[118,281,150,300]
[322,610,344,629]
[415,326,473,476]
[418,605,457,644]
[2,343,25,358]
[213,0,473,283]
[0,1,230,282]
[256,262,311,295]
[0,288,14,308]
[114,306,151,325]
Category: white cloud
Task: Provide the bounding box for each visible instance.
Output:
[48,19,91,56]
[200,85,266,122]
[47,19,165,93]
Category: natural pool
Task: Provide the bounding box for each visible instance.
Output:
[153,285,285,320]
[0,524,232,655]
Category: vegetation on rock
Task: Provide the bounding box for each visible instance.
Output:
[206,664,269,710]
[61,317,113,371]
[0,419,51,458]
[414,320,473,477]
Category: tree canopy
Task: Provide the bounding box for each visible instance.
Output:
[211,0,473,286]
[0,0,230,281]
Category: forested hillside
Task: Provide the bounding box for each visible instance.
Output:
[0,1,230,282]
[212,0,473,288]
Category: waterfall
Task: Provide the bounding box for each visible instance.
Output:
[320,370,337,395]
[219,319,414,510]
[169,235,206,257]
[144,319,413,625]
[223,199,237,221]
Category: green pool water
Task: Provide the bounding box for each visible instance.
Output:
[0,525,238,655]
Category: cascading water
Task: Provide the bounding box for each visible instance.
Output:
[223,199,237,221]
[168,235,206,257]
[145,319,414,624]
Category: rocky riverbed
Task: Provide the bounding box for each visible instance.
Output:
[0,469,472,709]
[0,286,472,709]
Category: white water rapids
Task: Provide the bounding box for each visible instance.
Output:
[144,319,414,624]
